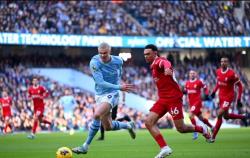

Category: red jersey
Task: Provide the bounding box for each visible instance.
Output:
[185,79,208,106]
[0,97,12,115]
[28,85,48,108]
[214,68,241,101]
[150,57,183,101]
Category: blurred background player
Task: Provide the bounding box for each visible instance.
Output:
[143,44,211,158]
[97,91,131,141]
[184,70,213,140]
[59,88,77,134]
[72,42,136,154]
[210,57,250,142]
[0,90,13,134]
[27,76,51,139]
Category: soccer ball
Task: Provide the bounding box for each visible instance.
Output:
[56,147,73,158]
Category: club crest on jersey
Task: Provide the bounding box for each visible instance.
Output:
[194,84,197,88]
[107,95,112,99]
[92,65,97,72]
[225,77,228,81]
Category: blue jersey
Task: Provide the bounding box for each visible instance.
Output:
[59,95,76,113]
[89,55,123,95]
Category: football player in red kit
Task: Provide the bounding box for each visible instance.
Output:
[210,57,249,142]
[0,90,13,134]
[184,70,213,140]
[27,76,51,139]
[143,44,211,158]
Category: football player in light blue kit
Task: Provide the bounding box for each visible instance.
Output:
[59,88,76,133]
[72,42,136,154]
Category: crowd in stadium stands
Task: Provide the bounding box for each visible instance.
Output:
[0,51,249,134]
[0,1,146,35]
[120,1,247,36]
[1,1,249,36]
[243,2,250,35]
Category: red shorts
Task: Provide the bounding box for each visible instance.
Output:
[3,112,11,119]
[219,99,232,111]
[189,104,202,116]
[150,98,184,120]
[34,106,44,117]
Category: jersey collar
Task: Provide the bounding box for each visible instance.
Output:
[190,78,197,82]
[221,68,229,74]
[33,85,39,89]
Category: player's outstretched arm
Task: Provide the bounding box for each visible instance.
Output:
[202,82,210,100]
[236,81,243,107]
[90,60,120,90]
[157,58,173,76]
[42,87,49,99]
[209,82,218,99]
[120,84,136,92]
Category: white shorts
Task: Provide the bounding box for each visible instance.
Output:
[95,92,119,109]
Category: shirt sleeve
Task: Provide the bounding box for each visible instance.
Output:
[41,86,49,98]
[212,82,219,94]
[119,57,123,78]
[71,96,77,105]
[233,72,243,100]
[89,60,120,90]
[158,59,171,69]
[232,72,240,84]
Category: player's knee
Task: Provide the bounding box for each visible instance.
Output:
[145,118,153,129]
[218,113,223,119]
[223,114,229,120]
[189,114,194,119]
[93,113,101,120]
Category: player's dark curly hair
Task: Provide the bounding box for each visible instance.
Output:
[144,44,158,52]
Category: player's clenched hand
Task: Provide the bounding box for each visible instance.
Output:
[237,99,243,108]
[210,92,215,99]
[164,68,173,76]
[120,84,136,92]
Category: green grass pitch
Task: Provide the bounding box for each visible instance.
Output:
[1,128,250,158]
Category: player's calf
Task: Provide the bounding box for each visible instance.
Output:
[196,120,211,141]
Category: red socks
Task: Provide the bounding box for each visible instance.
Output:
[154,134,167,148]
[32,120,38,134]
[227,113,245,119]
[202,118,213,128]
[32,118,51,134]
[190,117,196,125]
[42,119,51,125]
[212,118,222,139]
[194,126,203,133]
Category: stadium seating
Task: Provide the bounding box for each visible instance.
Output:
[0,1,249,36]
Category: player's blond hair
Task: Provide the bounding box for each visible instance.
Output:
[98,42,111,51]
